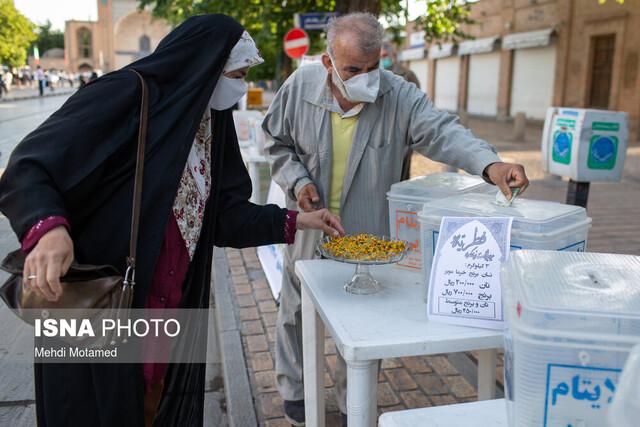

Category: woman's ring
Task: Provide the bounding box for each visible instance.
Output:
[27,275,36,280]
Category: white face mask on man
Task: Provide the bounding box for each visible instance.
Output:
[209,75,248,111]
[329,55,380,104]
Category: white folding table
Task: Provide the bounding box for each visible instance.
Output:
[296,260,503,427]
[378,398,508,426]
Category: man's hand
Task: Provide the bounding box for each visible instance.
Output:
[484,162,529,200]
[296,209,345,238]
[297,183,321,212]
[23,226,74,302]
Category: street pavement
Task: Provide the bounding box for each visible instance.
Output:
[0,95,74,426]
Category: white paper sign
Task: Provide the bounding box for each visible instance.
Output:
[427,217,513,329]
[257,180,287,300]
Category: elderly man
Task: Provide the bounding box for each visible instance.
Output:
[263,12,528,425]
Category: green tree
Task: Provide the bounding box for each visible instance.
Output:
[137,0,474,83]
[0,0,36,67]
[31,20,65,54]
[412,0,475,46]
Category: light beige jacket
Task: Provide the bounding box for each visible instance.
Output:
[263,63,501,236]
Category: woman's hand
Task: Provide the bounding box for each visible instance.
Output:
[23,226,74,301]
[296,209,345,238]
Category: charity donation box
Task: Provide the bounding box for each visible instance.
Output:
[541,107,629,182]
[502,250,640,426]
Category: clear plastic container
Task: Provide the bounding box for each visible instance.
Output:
[502,250,640,427]
[386,173,493,270]
[418,193,592,289]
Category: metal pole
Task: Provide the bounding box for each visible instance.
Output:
[566,179,590,208]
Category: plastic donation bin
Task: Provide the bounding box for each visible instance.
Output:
[501,250,640,427]
[418,193,591,290]
[386,173,493,270]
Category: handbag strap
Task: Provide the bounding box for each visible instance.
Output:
[126,69,149,274]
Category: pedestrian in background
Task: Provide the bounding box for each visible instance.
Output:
[380,41,421,180]
[35,65,45,96]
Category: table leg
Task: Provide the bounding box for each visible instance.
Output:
[302,285,325,427]
[477,348,497,400]
[346,359,378,427]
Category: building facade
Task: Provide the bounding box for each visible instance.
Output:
[64,0,171,73]
[401,0,640,141]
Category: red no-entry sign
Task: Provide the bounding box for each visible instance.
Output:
[284,28,310,59]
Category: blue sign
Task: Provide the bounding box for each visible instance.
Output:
[296,12,339,30]
[544,364,620,427]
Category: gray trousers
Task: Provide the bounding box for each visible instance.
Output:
[275,229,349,414]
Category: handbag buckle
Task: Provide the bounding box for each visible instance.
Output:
[124,265,136,287]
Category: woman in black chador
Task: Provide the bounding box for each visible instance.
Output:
[0,14,343,427]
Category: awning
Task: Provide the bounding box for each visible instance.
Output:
[458,36,500,55]
[399,47,426,61]
[502,28,554,50]
[429,43,455,59]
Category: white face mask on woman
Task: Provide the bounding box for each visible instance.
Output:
[209,75,248,111]
[330,55,380,104]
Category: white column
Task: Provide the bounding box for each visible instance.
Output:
[302,284,325,427]
[346,359,378,427]
[477,348,498,400]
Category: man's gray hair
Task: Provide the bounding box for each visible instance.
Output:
[326,12,384,57]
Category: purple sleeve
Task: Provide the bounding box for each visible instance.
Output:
[284,210,298,245]
[21,216,70,253]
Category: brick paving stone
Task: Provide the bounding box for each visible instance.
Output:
[254,370,277,393]
[254,288,273,302]
[325,412,344,426]
[324,337,336,355]
[401,356,433,373]
[253,278,269,289]
[414,373,449,395]
[325,372,334,388]
[377,382,401,407]
[326,355,338,379]
[324,388,342,413]
[263,418,290,427]
[232,275,250,285]
[258,300,278,313]
[250,352,274,372]
[385,368,417,391]
[443,375,477,399]
[233,284,252,295]
[381,358,403,369]
[227,257,244,267]
[263,312,277,327]
[379,404,407,414]
[242,320,264,336]
[230,266,246,276]
[266,326,276,343]
[236,294,257,308]
[399,390,433,409]
[257,392,284,419]
[247,335,269,353]
[426,355,458,376]
[429,394,457,406]
[239,307,260,321]
[245,260,262,269]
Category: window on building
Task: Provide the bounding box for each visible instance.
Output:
[139,35,151,53]
[77,28,92,59]
[588,34,616,109]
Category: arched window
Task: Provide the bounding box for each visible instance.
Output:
[139,35,151,53]
[77,28,92,59]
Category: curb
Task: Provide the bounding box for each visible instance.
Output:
[212,247,258,427]
[0,90,76,103]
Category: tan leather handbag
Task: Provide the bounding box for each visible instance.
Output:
[0,69,149,349]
